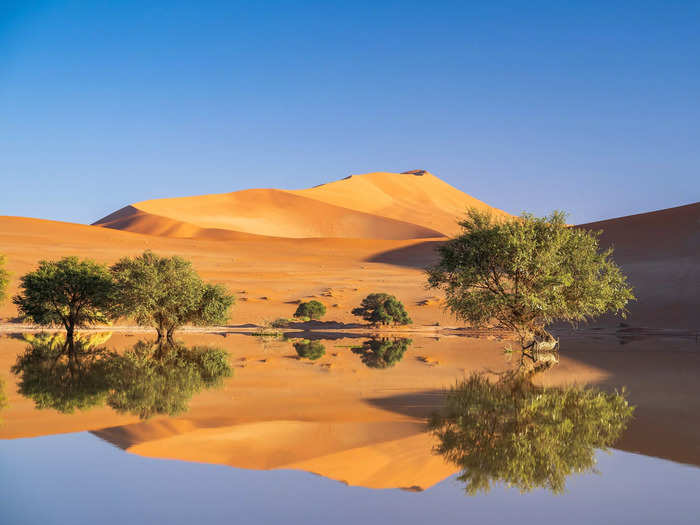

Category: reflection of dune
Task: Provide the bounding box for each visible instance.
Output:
[94,171,509,240]
[93,420,454,490]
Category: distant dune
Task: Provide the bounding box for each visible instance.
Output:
[94,171,510,240]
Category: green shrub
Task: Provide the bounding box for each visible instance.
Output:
[351,293,411,325]
[293,339,326,360]
[294,300,326,320]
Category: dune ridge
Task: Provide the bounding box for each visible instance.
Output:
[94,171,509,240]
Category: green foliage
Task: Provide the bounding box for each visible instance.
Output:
[13,257,116,335]
[427,210,635,346]
[111,251,235,339]
[271,318,292,328]
[0,254,9,305]
[293,339,326,360]
[351,293,412,326]
[294,300,326,320]
[11,334,112,413]
[105,340,232,419]
[429,372,635,495]
[352,337,412,368]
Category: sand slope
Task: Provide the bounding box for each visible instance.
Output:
[94,171,509,240]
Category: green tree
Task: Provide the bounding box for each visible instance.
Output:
[352,337,412,368]
[429,371,634,495]
[13,257,116,342]
[351,293,412,326]
[11,333,112,413]
[105,340,232,419]
[293,339,326,360]
[293,300,326,320]
[427,210,634,349]
[111,251,235,340]
[0,254,10,305]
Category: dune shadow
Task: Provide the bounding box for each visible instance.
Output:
[365,240,444,269]
[365,389,447,419]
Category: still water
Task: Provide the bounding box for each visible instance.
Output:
[1,330,699,524]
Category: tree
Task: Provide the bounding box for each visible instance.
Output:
[293,339,326,360]
[427,210,634,349]
[0,254,9,305]
[111,251,235,340]
[13,257,117,342]
[351,293,412,326]
[352,337,412,368]
[293,300,326,320]
[105,340,232,419]
[11,333,112,413]
[429,371,634,495]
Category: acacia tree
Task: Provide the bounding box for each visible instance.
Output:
[429,371,634,495]
[111,251,235,340]
[13,257,117,343]
[293,339,326,360]
[293,300,326,320]
[351,293,412,326]
[427,210,634,349]
[0,254,9,305]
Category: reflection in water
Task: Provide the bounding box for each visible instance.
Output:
[11,334,232,419]
[293,339,326,360]
[106,340,232,419]
[429,369,634,495]
[352,338,412,368]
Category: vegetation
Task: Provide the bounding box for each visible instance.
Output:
[429,371,634,495]
[13,257,117,342]
[106,340,232,419]
[427,210,634,349]
[351,293,412,326]
[293,300,326,320]
[352,337,412,368]
[293,339,326,360]
[11,333,112,413]
[111,250,234,340]
[0,254,9,305]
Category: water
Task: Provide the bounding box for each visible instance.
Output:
[1,331,698,524]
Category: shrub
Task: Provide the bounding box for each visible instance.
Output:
[294,300,326,320]
[351,293,412,325]
[293,339,326,360]
[352,338,412,368]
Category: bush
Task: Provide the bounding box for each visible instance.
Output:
[0,254,9,305]
[352,338,412,368]
[294,300,326,320]
[293,339,326,360]
[351,293,412,325]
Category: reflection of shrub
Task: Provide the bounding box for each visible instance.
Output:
[271,318,291,328]
[293,340,326,360]
[351,293,411,325]
[429,372,634,495]
[353,338,412,368]
[294,300,326,320]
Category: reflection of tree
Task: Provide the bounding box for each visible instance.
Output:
[293,340,326,360]
[11,335,232,420]
[0,378,8,423]
[105,341,232,419]
[429,371,634,495]
[11,333,112,413]
[352,338,412,368]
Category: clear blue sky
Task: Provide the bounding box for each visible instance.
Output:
[1,1,698,225]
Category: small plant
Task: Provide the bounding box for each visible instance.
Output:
[0,254,9,306]
[293,339,326,360]
[351,293,412,326]
[293,300,326,320]
[271,318,291,328]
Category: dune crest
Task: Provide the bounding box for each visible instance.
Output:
[94,171,510,240]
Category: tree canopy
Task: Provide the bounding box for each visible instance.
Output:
[293,300,326,320]
[352,338,412,368]
[13,257,117,339]
[0,254,9,305]
[429,371,634,495]
[111,251,235,339]
[351,293,412,326]
[427,210,634,348]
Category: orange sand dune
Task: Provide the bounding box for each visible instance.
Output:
[578,202,700,329]
[94,171,508,240]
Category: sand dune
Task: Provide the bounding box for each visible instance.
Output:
[94,171,508,240]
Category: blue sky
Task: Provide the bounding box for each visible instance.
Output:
[1,1,698,225]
